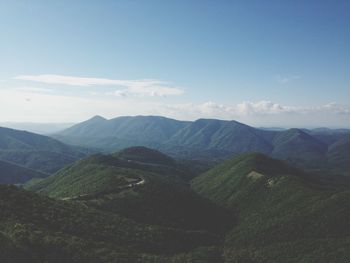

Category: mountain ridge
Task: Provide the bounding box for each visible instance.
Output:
[0,126,87,175]
[53,115,350,175]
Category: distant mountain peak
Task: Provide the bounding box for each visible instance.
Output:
[89,115,107,121]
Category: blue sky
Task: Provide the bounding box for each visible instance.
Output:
[0,0,349,127]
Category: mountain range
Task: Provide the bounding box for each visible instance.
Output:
[53,115,350,176]
[0,126,88,174]
[0,116,349,262]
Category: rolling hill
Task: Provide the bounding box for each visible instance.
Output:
[0,126,87,175]
[0,184,223,263]
[271,128,328,168]
[164,118,273,158]
[192,153,350,262]
[53,115,189,151]
[27,147,234,232]
[327,134,350,174]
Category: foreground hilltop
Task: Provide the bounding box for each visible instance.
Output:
[27,146,233,232]
[192,153,350,262]
[2,148,350,262]
[0,184,222,263]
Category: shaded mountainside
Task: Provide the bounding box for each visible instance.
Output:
[271,128,328,168]
[0,185,223,263]
[53,116,350,175]
[163,119,273,157]
[192,153,350,262]
[0,160,47,184]
[327,134,350,174]
[53,115,189,151]
[0,126,87,174]
[27,147,234,233]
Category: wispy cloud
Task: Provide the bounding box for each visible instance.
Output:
[160,100,350,127]
[13,86,53,93]
[14,74,184,97]
[1,86,349,127]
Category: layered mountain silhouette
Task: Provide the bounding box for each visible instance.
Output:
[53,115,350,175]
[0,126,88,174]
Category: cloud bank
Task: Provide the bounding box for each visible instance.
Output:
[1,87,349,127]
[160,100,350,127]
[3,75,350,127]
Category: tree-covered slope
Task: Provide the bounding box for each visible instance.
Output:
[0,126,86,174]
[0,184,223,263]
[271,128,328,169]
[192,153,350,262]
[0,160,46,184]
[53,115,189,151]
[53,115,350,176]
[164,119,273,157]
[27,147,234,233]
[327,134,350,174]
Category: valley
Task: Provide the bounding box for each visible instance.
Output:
[2,1,349,262]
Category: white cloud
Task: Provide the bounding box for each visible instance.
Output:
[160,100,350,127]
[0,85,349,127]
[14,74,184,97]
[0,89,159,122]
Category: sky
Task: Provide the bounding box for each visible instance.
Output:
[0,0,349,128]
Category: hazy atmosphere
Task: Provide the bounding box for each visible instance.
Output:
[1,2,350,263]
[1,1,349,127]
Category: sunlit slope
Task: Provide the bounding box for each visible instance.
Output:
[27,147,234,233]
[192,153,350,262]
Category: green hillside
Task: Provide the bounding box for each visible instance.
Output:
[166,119,273,155]
[53,115,189,151]
[271,128,328,169]
[0,126,86,174]
[0,184,223,263]
[327,134,350,175]
[27,147,234,232]
[0,160,46,184]
[192,153,350,262]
